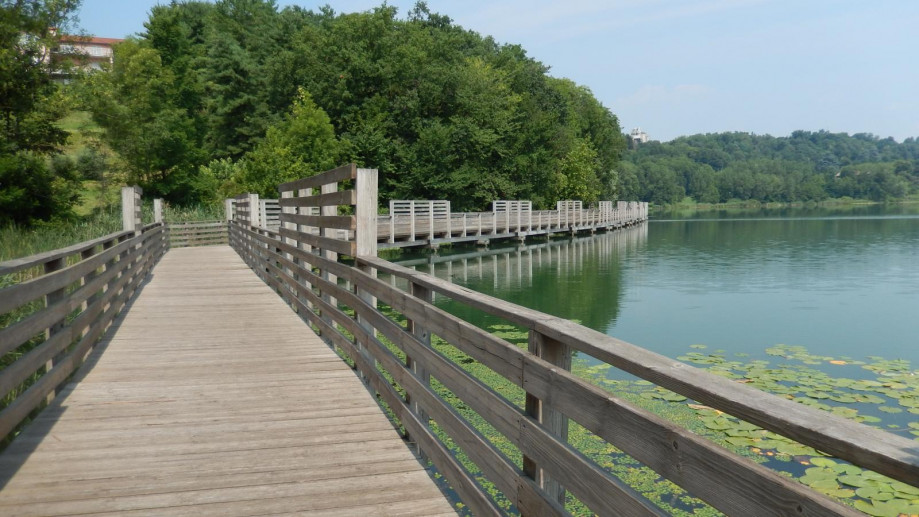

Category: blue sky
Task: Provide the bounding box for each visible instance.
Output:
[76,0,919,142]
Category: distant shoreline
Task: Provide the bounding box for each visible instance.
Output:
[652,197,919,212]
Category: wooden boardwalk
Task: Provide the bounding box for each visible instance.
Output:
[0,246,456,517]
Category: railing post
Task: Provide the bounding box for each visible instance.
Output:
[260,199,267,229]
[445,201,451,239]
[225,199,234,221]
[42,257,67,402]
[118,185,144,303]
[428,201,434,241]
[121,186,141,232]
[248,193,261,228]
[409,202,416,242]
[407,279,432,461]
[389,206,396,244]
[354,168,378,383]
[524,330,571,505]
[154,199,163,224]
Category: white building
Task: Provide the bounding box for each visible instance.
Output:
[629,127,650,145]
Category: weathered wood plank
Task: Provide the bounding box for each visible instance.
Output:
[279,212,355,231]
[277,227,354,256]
[277,163,356,192]
[0,246,454,517]
[0,234,140,316]
[0,231,128,278]
[277,189,356,209]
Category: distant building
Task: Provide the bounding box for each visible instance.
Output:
[47,32,123,80]
[629,127,650,147]
[59,35,122,70]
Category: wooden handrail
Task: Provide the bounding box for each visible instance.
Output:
[358,255,919,488]
[0,230,131,277]
[166,220,229,248]
[0,223,167,443]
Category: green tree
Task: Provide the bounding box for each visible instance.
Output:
[82,40,204,203]
[226,89,341,197]
[0,0,82,224]
[85,1,628,207]
[552,138,602,202]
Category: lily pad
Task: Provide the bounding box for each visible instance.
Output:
[838,474,872,488]
[809,457,837,468]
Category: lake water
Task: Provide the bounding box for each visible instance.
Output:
[397,204,919,366]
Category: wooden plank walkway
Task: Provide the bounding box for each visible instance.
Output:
[0,246,456,517]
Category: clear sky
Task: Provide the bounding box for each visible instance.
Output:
[75,0,919,142]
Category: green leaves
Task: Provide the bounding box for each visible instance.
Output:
[0,0,82,224]
[225,89,341,197]
[92,1,626,209]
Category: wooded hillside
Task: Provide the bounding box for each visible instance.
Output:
[619,131,919,204]
[81,0,626,210]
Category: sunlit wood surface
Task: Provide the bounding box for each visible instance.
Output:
[0,246,456,517]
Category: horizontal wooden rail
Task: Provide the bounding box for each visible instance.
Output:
[358,255,919,488]
[229,219,875,516]
[167,221,229,248]
[277,163,356,192]
[0,230,129,278]
[0,223,167,443]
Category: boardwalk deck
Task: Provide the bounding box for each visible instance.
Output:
[0,246,456,517]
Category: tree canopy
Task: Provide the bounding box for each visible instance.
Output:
[80,1,626,209]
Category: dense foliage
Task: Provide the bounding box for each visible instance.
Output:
[80,0,625,209]
[0,0,82,225]
[620,131,919,204]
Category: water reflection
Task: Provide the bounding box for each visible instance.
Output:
[394,206,919,365]
[396,224,649,331]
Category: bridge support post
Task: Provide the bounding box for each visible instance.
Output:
[121,186,141,232]
[43,256,67,402]
[153,199,163,224]
[120,186,144,302]
[407,279,432,462]
[354,168,379,385]
[523,330,571,506]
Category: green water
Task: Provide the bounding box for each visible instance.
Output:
[398,203,919,365]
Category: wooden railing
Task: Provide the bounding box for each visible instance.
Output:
[229,166,919,516]
[167,221,228,248]
[0,187,167,442]
[378,201,648,248]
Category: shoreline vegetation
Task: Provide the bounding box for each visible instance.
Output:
[652,195,919,213]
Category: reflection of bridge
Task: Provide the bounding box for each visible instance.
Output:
[394,224,647,291]
[2,165,914,516]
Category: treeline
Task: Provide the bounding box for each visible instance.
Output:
[79,0,625,211]
[619,131,919,204]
